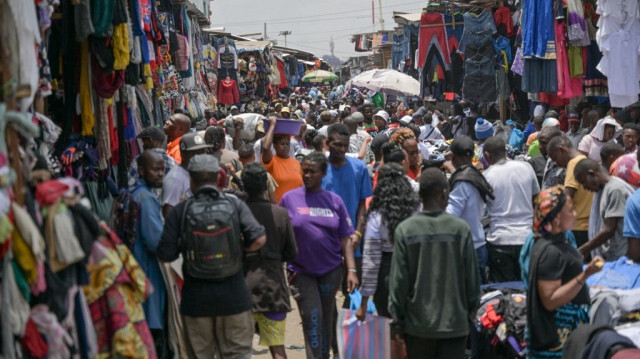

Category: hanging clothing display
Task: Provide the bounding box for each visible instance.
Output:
[595,0,640,107]
[461,10,497,104]
[418,12,451,70]
[522,0,555,58]
[555,19,583,99]
[567,0,591,46]
[217,78,240,105]
[493,5,514,37]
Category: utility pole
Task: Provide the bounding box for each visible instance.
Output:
[378,0,384,30]
[263,22,267,41]
[279,30,292,47]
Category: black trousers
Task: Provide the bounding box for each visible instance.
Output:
[405,335,467,359]
[487,243,523,283]
[573,230,591,262]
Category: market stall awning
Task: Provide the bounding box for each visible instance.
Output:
[393,12,422,25]
[235,40,272,53]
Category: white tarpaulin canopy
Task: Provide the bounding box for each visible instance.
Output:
[349,69,420,97]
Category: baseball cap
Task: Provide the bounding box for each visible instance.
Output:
[281,107,291,114]
[187,154,220,173]
[373,110,389,123]
[180,133,212,152]
[230,105,238,111]
[370,133,390,153]
[399,115,413,125]
[450,135,475,157]
[137,126,165,141]
[351,111,365,123]
[567,111,580,122]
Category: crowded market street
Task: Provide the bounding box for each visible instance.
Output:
[1,0,640,358]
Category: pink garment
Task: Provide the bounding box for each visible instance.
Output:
[554,20,583,99]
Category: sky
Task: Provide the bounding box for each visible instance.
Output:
[209,0,427,60]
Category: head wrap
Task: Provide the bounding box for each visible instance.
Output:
[533,185,567,237]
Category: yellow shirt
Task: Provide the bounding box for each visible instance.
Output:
[565,155,594,231]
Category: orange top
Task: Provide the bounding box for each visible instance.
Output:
[263,155,303,203]
[167,137,182,164]
[526,131,539,147]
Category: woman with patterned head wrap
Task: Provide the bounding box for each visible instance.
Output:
[526,185,605,358]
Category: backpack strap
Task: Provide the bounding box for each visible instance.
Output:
[177,197,193,251]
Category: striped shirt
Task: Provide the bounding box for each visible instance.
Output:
[361,211,394,297]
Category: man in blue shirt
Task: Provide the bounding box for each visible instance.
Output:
[624,150,640,263]
[322,123,373,301]
[443,136,494,283]
[132,150,168,357]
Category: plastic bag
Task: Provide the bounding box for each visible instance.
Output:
[336,309,391,359]
[348,288,377,314]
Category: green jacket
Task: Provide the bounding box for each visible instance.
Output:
[389,211,481,339]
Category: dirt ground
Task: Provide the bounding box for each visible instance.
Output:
[252,293,345,359]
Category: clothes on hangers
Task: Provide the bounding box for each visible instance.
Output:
[522,0,555,58]
[493,5,514,37]
[555,20,583,99]
[595,0,640,107]
[217,78,240,105]
[461,10,497,104]
[418,12,451,69]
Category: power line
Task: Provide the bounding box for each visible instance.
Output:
[216,0,426,26]
[285,40,355,56]
[274,25,371,43]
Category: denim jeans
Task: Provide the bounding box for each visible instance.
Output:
[476,245,489,285]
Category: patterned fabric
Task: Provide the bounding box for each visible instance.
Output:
[541,159,566,190]
[533,185,566,237]
[527,303,589,358]
[84,223,156,359]
[610,152,640,188]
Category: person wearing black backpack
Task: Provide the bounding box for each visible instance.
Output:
[157,154,266,359]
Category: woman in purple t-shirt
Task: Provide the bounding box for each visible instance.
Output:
[280,152,358,359]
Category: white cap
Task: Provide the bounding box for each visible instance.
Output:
[373,110,389,123]
[399,115,413,125]
[534,105,545,117]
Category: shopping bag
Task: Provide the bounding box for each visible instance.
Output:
[336,309,391,359]
[348,288,377,314]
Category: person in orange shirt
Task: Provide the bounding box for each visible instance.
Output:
[164,113,191,164]
[262,116,303,203]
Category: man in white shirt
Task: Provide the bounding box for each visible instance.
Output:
[482,136,540,283]
[418,113,444,141]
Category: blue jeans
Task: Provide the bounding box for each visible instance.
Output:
[476,245,488,285]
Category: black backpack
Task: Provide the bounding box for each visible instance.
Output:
[179,185,242,280]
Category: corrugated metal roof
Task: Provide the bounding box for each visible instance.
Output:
[393,12,422,25]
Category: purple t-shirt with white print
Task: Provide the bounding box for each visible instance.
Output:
[280,187,354,276]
